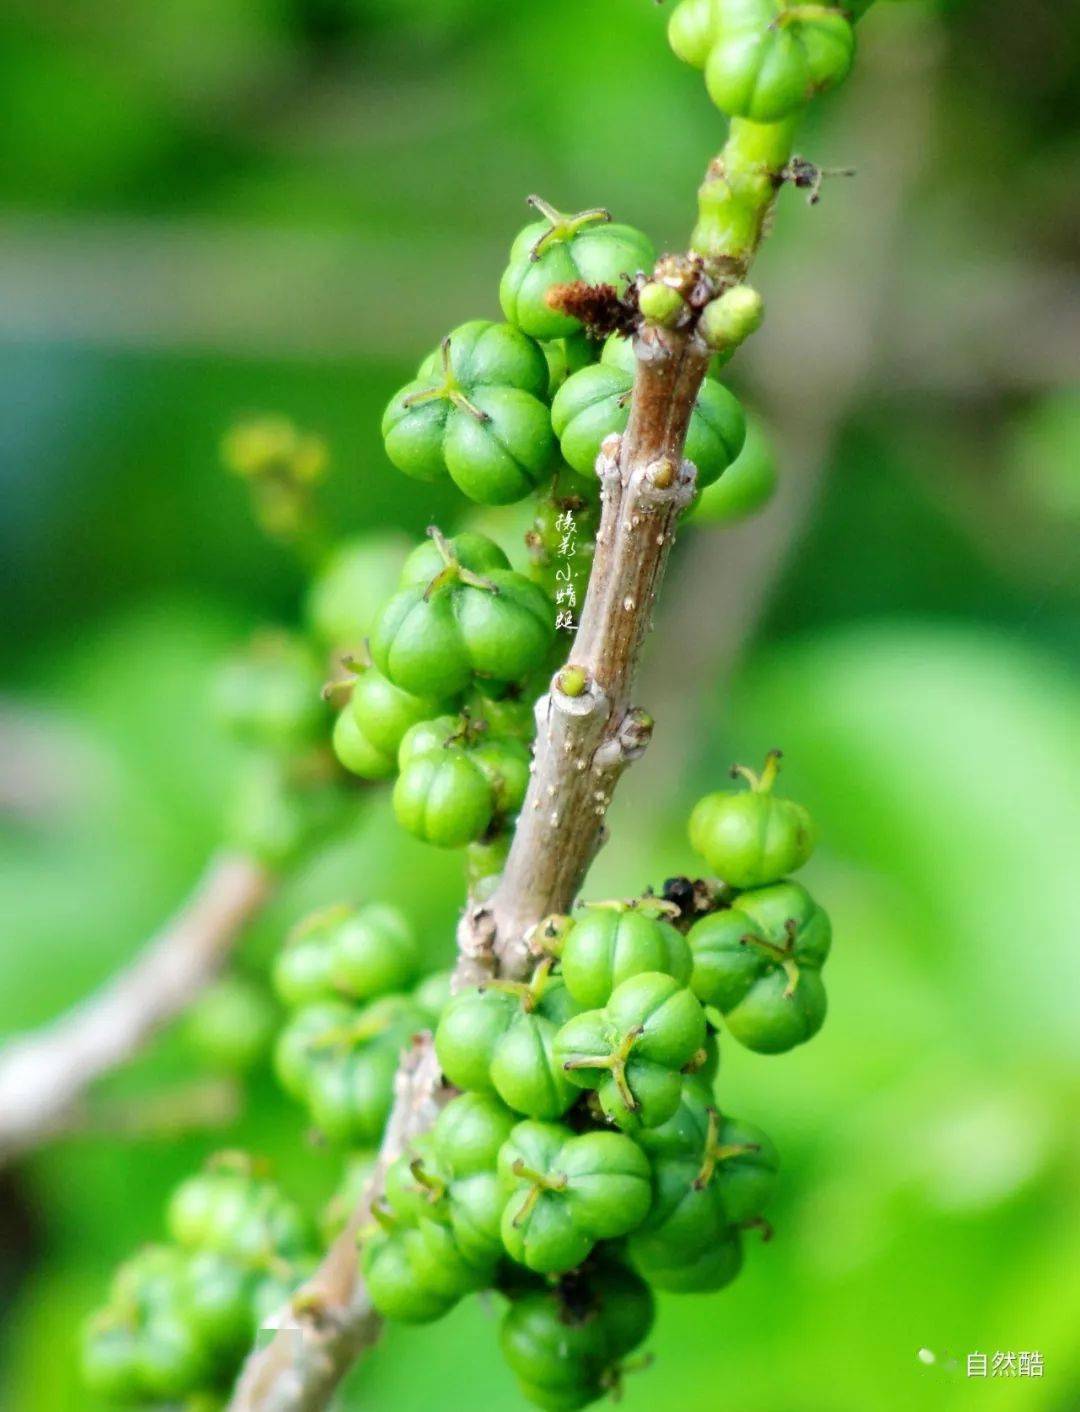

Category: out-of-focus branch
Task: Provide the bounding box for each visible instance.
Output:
[0,852,272,1166]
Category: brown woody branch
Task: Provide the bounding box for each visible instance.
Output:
[0,852,272,1167]
[486,324,711,977]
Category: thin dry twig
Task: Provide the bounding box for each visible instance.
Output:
[0,851,272,1166]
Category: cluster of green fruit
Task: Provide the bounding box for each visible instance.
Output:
[212,630,343,869]
[380,200,751,509]
[364,1081,668,1410]
[329,529,553,867]
[182,973,278,1076]
[272,901,450,1144]
[357,755,824,1409]
[81,1155,315,1408]
[687,750,829,1051]
[668,0,868,124]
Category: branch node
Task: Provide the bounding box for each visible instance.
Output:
[596,434,623,486]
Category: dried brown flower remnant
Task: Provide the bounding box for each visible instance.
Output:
[545,280,641,341]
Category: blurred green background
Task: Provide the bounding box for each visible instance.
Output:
[2,0,1078,1409]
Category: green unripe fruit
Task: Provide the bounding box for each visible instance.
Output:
[690,414,777,523]
[334,669,446,781]
[500,197,655,341]
[329,903,419,999]
[631,1222,743,1293]
[81,1322,140,1400]
[361,1227,452,1324]
[184,1250,256,1356]
[558,904,693,1009]
[105,1246,189,1330]
[362,1215,484,1324]
[274,996,426,1143]
[384,1136,445,1224]
[436,986,518,1095]
[466,833,513,893]
[668,0,722,68]
[704,0,855,123]
[393,717,530,848]
[273,902,418,1007]
[399,531,510,586]
[592,1262,656,1357]
[688,749,815,886]
[167,1159,310,1264]
[371,535,555,699]
[638,280,689,328]
[553,972,707,1131]
[497,1120,651,1273]
[500,1292,609,1404]
[273,923,336,1010]
[213,633,325,755]
[305,1050,399,1147]
[630,1078,778,1265]
[699,284,764,351]
[688,880,830,1053]
[467,689,537,742]
[503,1262,654,1405]
[273,1000,345,1095]
[305,532,410,652]
[332,707,394,779]
[434,1092,518,1174]
[83,1179,316,1406]
[552,335,745,485]
[351,670,446,755]
[132,1310,212,1400]
[542,332,598,396]
[420,1092,520,1265]
[413,969,454,1025]
[183,974,277,1074]
[382,321,554,505]
[486,993,579,1119]
[435,973,581,1119]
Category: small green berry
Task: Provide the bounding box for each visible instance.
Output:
[699,284,764,352]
